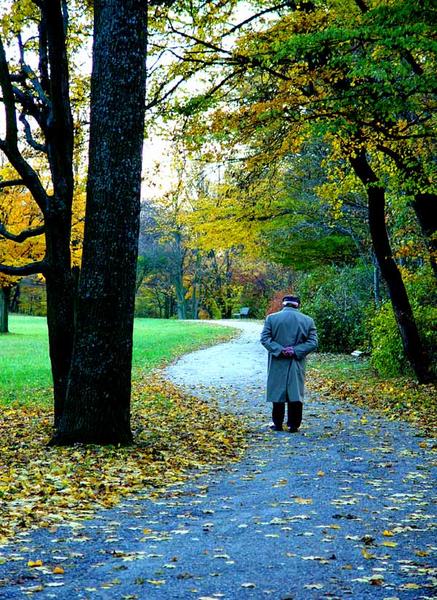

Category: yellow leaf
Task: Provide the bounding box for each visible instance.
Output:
[28,560,43,567]
[382,530,394,537]
[147,580,166,585]
[294,497,313,505]
[53,566,65,574]
[415,550,429,557]
[361,549,375,560]
[382,541,397,547]
[317,470,325,477]
[419,442,427,448]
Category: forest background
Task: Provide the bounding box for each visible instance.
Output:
[1,0,436,384]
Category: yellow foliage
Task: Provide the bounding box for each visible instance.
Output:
[0,375,246,543]
[0,167,45,287]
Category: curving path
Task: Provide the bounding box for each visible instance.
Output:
[0,321,435,599]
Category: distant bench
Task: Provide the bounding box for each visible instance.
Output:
[233,307,251,319]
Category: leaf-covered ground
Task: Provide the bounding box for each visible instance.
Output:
[0,321,435,599]
[306,354,437,437]
[0,376,246,545]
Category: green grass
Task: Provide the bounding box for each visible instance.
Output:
[307,352,375,380]
[0,315,236,405]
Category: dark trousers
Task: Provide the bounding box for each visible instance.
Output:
[272,401,303,429]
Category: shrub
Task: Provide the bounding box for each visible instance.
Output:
[370,302,408,376]
[296,264,374,353]
[370,270,437,378]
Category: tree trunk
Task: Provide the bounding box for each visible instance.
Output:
[350,152,433,383]
[191,250,201,319]
[173,232,187,319]
[52,0,147,445]
[412,192,437,278]
[0,0,75,419]
[175,280,187,319]
[44,214,75,426]
[0,286,10,333]
[10,284,19,312]
[372,254,381,306]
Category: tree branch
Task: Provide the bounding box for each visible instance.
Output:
[0,223,45,243]
[0,259,47,276]
[223,3,291,37]
[19,113,47,152]
[168,23,292,82]
[0,36,49,212]
[0,179,24,189]
[21,63,52,107]
[0,37,19,148]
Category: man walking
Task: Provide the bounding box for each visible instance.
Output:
[260,295,318,432]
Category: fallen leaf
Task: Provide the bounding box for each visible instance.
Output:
[52,566,65,574]
[27,560,43,567]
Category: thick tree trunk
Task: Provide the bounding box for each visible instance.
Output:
[412,192,437,278]
[0,286,10,333]
[52,0,147,445]
[44,214,75,426]
[43,0,76,426]
[350,153,433,383]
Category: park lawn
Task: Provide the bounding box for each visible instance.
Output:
[0,314,236,405]
[307,353,437,437]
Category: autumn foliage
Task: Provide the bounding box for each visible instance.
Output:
[0,375,246,544]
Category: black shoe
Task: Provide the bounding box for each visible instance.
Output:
[269,423,283,431]
[287,426,299,433]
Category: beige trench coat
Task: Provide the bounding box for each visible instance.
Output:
[260,307,318,403]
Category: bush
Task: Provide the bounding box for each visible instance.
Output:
[295,264,374,353]
[370,302,408,376]
[370,269,437,378]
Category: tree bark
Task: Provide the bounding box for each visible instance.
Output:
[44,214,75,425]
[411,192,437,278]
[52,0,147,445]
[43,0,75,425]
[0,286,10,333]
[350,152,433,383]
[372,253,381,306]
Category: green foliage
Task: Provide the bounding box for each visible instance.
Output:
[15,281,47,316]
[296,264,375,353]
[267,234,357,270]
[371,270,437,377]
[370,302,407,377]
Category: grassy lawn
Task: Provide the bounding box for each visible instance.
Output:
[0,315,236,405]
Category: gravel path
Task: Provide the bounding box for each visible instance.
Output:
[0,321,435,599]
